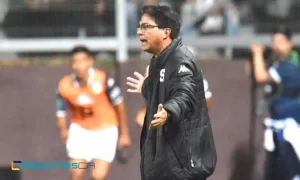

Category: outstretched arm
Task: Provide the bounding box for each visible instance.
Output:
[251,44,272,83]
[106,76,131,148]
[163,63,197,123]
[56,88,68,143]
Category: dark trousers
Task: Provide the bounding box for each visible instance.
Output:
[264,131,300,180]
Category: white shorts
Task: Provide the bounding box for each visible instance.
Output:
[66,123,119,163]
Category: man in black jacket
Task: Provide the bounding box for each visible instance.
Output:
[126,5,217,180]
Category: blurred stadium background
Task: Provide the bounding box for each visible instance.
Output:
[0,0,299,179]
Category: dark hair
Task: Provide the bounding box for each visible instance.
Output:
[71,45,92,57]
[141,5,181,39]
[273,25,292,40]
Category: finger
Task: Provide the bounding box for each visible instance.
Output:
[154,113,160,119]
[157,104,163,112]
[127,89,138,93]
[127,77,140,84]
[149,121,162,129]
[126,81,137,88]
[134,72,144,80]
[150,119,161,125]
[149,123,158,129]
[149,124,157,129]
[154,112,164,119]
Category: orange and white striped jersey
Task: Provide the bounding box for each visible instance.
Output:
[56,68,123,130]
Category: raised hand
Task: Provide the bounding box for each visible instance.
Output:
[126,72,145,93]
[250,43,264,55]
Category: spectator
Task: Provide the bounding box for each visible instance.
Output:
[250,26,300,180]
[225,2,239,37]
[0,0,8,23]
[92,0,117,36]
[267,0,293,18]
[180,0,214,36]
[0,0,8,38]
[199,7,225,35]
[127,0,139,37]
[24,0,65,10]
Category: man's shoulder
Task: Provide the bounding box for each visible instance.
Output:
[167,45,197,73]
[94,68,106,76]
[58,74,72,92]
[94,68,109,82]
[58,74,72,85]
[275,60,299,73]
[167,45,195,70]
[172,45,195,62]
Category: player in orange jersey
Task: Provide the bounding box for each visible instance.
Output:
[56,46,131,180]
[134,66,212,127]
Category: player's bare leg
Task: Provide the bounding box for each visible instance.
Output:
[136,107,146,128]
[69,159,86,180]
[90,159,111,180]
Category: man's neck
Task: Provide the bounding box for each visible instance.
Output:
[277,52,290,61]
[155,39,172,56]
[76,74,89,86]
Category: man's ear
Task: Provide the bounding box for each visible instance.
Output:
[163,28,171,40]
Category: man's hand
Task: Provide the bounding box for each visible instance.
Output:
[118,134,131,149]
[59,129,68,144]
[250,44,270,83]
[150,104,168,129]
[250,44,264,55]
[126,72,145,93]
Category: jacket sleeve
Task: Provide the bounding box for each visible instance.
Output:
[163,63,197,123]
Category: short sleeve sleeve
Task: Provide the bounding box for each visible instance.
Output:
[268,61,300,86]
[56,88,67,117]
[106,76,124,105]
[268,66,282,83]
[203,78,212,98]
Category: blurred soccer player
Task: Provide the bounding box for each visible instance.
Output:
[56,46,131,180]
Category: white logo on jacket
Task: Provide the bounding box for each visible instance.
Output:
[178,65,191,74]
[160,69,165,82]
